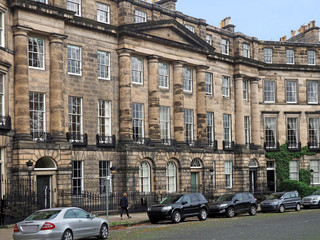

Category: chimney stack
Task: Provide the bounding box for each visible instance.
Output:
[220,17,235,32]
[280,35,287,42]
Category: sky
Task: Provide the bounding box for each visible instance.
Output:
[176,0,320,41]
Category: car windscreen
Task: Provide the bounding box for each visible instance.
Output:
[216,194,235,202]
[267,193,283,200]
[26,210,61,221]
[160,195,183,204]
[312,189,320,195]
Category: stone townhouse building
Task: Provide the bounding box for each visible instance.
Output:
[0,0,320,207]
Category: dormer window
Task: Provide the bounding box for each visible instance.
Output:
[221,39,229,55]
[185,24,195,33]
[206,34,212,45]
[67,0,81,16]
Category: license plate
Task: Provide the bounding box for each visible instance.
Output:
[21,225,39,233]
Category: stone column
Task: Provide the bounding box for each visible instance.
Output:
[13,26,32,140]
[250,78,261,146]
[148,55,160,140]
[49,33,68,142]
[117,48,134,141]
[173,61,185,142]
[234,75,245,146]
[196,65,208,143]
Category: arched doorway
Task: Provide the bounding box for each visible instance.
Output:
[34,157,57,208]
[249,159,258,193]
[190,158,202,193]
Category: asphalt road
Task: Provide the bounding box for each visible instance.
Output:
[109,209,320,240]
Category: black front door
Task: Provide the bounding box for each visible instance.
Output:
[249,169,257,193]
[37,175,51,209]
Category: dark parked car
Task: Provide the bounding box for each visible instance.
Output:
[260,191,301,213]
[147,193,209,223]
[209,193,257,218]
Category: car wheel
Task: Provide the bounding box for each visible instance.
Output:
[99,223,108,239]
[171,211,181,223]
[295,203,301,211]
[226,207,235,218]
[61,230,73,240]
[279,205,285,213]
[198,208,207,221]
[249,205,257,216]
[149,218,159,224]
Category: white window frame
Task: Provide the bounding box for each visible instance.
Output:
[134,10,147,23]
[160,106,170,141]
[67,0,81,16]
[72,161,83,195]
[184,109,194,142]
[139,161,151,192]
[264,80,275,103]
[183,67,193,92]
[98,100,111,138]
[289,161,299,181]
[225,161,232,188]
[132,57,143,84]
[34,0,48,3]
[99,161,112,194]
[265,117,277,149]
[286,81,297,103]
[0,11,4,48]
[205,72,213,95]
[132,103,144,142]
[29,92,46,141]
[308,50,316,65]
[310,160,320,184]
[223,114,232,144]
[207,112,214,145]
[97,50,110,80]
[286,49,295,64]
[244,116,250,147]
[97,3,110,24]
[67,45,82,75]
[166,162,177,193]
[264,48,272,63]
[243,43,250,58]
[206,34,212,45]
[0,74,4,117]
[159,62,169,89]
[307,81,318,104]
[185,24,195,33]
[309,118,319,148]
[221,39,229,55]
[243,80,248,100]
[28,37,44,70]
[68,96,83,140]
[287,117,299,148]
[222,76,230,98]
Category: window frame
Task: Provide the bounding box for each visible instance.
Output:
[184,109,194,142]
[225,161,233,188]
[307,81,319,104]
[222,76,230,99]
[243,79,248,100]
[99,161,112,194]
[158,62,169,89]
[28,37,45,70]
[223,114,232,143]
[0,74,4,117]
[183,67,193,92]
[310,160,320,184]
[98,100,111,138]
[134,9,147,23]
[205,72,213,95]
[185,24,195,33]
[68,96,83,138]
[289,161,299,181]
[132,56,143,85]
[265,116,277,149]
[139,161,151,192]
[287,117,299,149]
[221,39,229,55]
[264,80,276,103]
[132,103,144,142]
[166,161,177,193]
[244,116,250,147]
[243,43,250,58]
[29,92,46,141]
[97,3,110,24]
[286,80,297,103]
[97,50,110,80]
[207,112,214,144]
[309,117,319,148]
[308,50,316,66]
[264,48,273,63]
[0,11,4,48]
[67,45,82,76]
[286,49,295,64]
[160,106,170,141]
[206,34,212,45]
[72,161,83,195]
[67,0,81,16]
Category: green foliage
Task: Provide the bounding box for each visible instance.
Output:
[265,143,316,183]
[299,169,311,185]
[277,180,320,198]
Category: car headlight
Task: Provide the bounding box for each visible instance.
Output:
[162,206,172,211]
[147,207,151,211]
[271,202,278,205]
[219,204,228,208]
[312,198,317,201]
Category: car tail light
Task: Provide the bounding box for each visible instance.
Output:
[254,198,257,201]
[40,222,55,230]
[13,224,20,232]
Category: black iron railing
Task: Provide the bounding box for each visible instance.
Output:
[31,132,51,143]
[308,141,320,151]
[287,142,301,151]
[133,137,151,146]
[223,141,235,151]
[264,142,280,152]
[96,134,115,147]
[161,139,177,146]
[0,116,11,130]
[66,132,88,146]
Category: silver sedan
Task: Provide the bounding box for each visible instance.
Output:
[13,207,109,240]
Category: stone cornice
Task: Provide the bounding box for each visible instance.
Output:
[284,111,302,115]
[261,111,280,115]
[306,111,320,115]
[0,59,12,69]
[69,16,117,35]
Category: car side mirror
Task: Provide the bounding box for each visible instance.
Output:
[88,214,95,219]
[234,199,238,203]
[182,201,188,205]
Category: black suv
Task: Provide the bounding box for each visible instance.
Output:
[147,193,209,223]
[209,193,257,218]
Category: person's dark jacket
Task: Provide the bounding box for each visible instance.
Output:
[120,196,129,208]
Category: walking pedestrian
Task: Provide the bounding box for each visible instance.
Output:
[119,193,131,220]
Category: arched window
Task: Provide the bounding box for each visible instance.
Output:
[139,161,151,192]
[166,162,177,192]
[190,158,202,168]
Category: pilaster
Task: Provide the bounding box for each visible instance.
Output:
[250,78,261,145]
[234,75,245,145]
[196,65,208,143]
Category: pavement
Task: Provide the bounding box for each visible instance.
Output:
[0,212,150,240]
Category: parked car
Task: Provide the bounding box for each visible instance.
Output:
[302,189,320,208]
[260,191,301,213]
[147,193,209,223]
[209,193,257,218]
[13,207,109,240]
